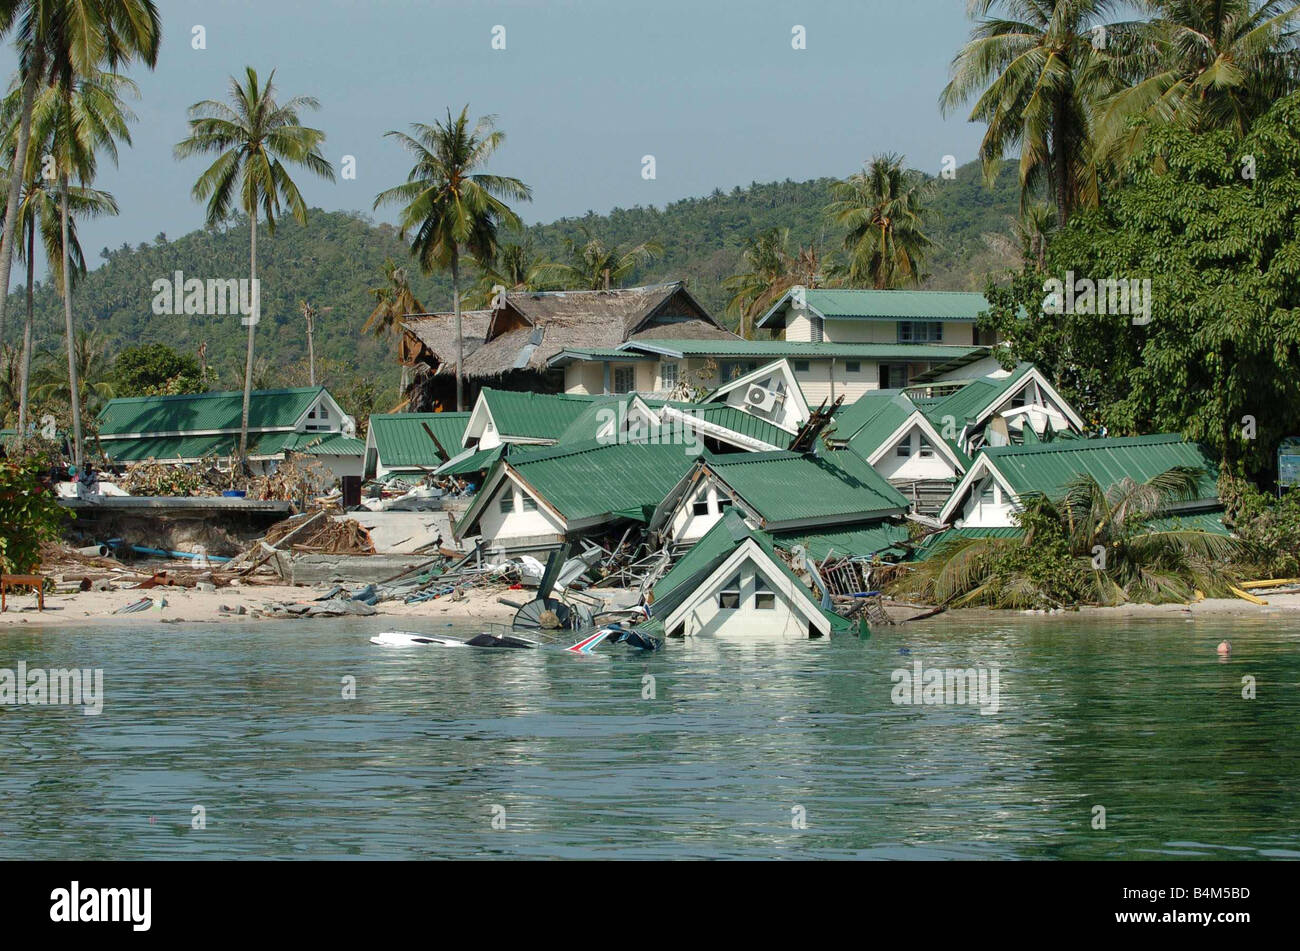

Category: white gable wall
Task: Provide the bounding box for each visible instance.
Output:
[873,424,961,481]
[666,549,825,638]
[467,473,565,546]
[667,477,736,545]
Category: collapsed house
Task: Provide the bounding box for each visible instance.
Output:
[364,411,470,481]
[451,439,702,556]
[97,386,365,480]
[645,509,854,639]
[400,282,734,408]
[649,449,909,550]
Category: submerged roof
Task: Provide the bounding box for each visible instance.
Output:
[99,387,331,437]
[368,412,470,469]
[770,521,912,562]
[650,509,852,632]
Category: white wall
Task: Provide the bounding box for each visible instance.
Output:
[670,557,817,638]
[469,475,565,545]
[873,425,959,481]
[956,476,1018,527]
[668,479,734,544]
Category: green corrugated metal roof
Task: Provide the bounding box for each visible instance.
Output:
[98,386,327,436]
[800,289,991,321]
[622,340,980,361]
[369,413,469,468]
[1142,509,1232,536]
[556,396,632,445]
[480,388,599,441]
[276,432,365,456]
[502,439,700,523]
[771,522,912,562]
[438,445,502,475]
[651,509,851,632]
[702,449,908,525]
[983,434,1220,501]
[924,364,1034,426]
[684,403,793,448]
[908,527,1024,561]
[101,429,362,463]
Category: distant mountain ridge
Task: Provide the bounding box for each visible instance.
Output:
[1,159,1021,390]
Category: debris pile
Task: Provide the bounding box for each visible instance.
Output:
[263,514,375,555]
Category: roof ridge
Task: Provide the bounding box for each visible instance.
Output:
[104,386,322,406]
[987,433,1186,455]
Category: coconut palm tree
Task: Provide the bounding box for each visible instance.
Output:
[37,67,136,468]
[723,228,831,337]
[31,328,114,420]
[467,237,551,307]
[534,232,661,291]
[895,466,1238,608]
[175,67,334,465]
[374,106,531,411]
[1093,0,1300,169]
[940,0,1124,223]
[363,257,424,340]
[826,154,934,289]
[0,0,159,352]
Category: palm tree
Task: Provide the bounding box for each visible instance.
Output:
[37,67,136,468]
[0,0,159,354]
[175,67,334,464]
[467,237,551,307]
[374,106,531,411]
[896,467,1238,608]
[31,328,114,420]
[1094,0,1300,169]
[363,257,424,340]
[940,0,1122,223]
[534,232,661,290]
[826,154,934,289]
[723,228,831,337]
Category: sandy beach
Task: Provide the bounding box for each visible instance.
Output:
[0,579,644,629]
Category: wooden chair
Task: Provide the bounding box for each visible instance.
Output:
[0,574,45,612]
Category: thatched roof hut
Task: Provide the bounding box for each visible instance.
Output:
[462,282,733,379]
[399,309,494,375]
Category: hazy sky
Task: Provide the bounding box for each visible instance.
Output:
[0,0,987,280]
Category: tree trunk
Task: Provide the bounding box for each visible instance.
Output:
[61,172,83,469]
[0,53,42,346]
[305,307,315,386]
[452,250,463,412]
[17,217,34,436]
[239,215,258,466]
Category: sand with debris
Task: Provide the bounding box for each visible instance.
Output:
[0,581,642,629]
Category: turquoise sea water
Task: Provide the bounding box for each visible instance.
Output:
[1,614,1297,859]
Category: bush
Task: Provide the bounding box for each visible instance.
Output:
[1219,475,1300,578]
[0,456,68,574]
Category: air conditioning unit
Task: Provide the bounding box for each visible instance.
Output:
[745,385,778,412]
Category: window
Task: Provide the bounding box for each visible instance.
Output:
[717,498,733,511]
[896,437,912,458]
[498,491,515,515]
[793,360,810,373]
[521,496,538,512]
[845,361,861,373]
[717,573,741,609]
[319,405,329,419]
[720,360,758,381]
[755,576,776,610]
[918,437,935,458]
[880,363,911,389]
[979,480,996,505]
[613,366,635,394]
[897,321,944,343]
[692,499,711,516]
[660,362,679,391]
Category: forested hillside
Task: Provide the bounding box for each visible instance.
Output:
[1,158,1021,391]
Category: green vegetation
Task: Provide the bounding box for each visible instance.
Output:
[981,90,1300,481]
[374,106,531,411]
[0,454,66,573]
[896,469,1238,609]
[175,66,334,463]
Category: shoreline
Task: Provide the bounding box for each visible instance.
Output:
[3,580,1300,629]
